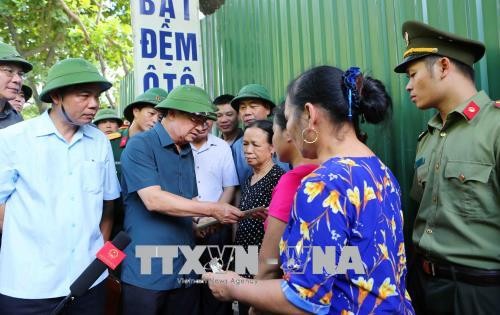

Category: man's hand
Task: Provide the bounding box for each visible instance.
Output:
[211,203,244,224]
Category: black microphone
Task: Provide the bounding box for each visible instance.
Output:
[51,231,131,315]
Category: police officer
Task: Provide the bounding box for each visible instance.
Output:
[94,108,122,135]
[394,20,500,314]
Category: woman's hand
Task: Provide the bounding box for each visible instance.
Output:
[202,271,241,301]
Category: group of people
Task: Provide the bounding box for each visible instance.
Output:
[0,19,498,315]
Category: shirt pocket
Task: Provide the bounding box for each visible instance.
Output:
[81,161,105,194]
[444,161,493,218]
[410,162,429,202]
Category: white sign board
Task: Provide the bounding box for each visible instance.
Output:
[131,0,204,96]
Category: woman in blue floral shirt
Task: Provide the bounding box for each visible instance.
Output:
[203,65,414,315]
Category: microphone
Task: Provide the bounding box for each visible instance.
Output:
[51,231,131,315]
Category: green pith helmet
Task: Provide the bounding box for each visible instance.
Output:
[0,42,32,72]
[123,87,168,122]
[230,84,275,112]
[21,84,32,102]
[93,108,123,126]
[39,58,112,103]
[394,20,485,73]
[155,85,216,120]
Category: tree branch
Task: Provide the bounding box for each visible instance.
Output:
[96,0,104,25]
[56,0,116,108]
[5,17,21,50]
[24,42,56,58]
[57,0,91,43]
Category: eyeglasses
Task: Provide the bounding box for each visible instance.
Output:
[188,113,208,125]
[0,67,26,80]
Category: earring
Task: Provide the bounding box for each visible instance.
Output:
[301,127,319,144]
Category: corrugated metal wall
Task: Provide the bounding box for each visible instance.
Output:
[118,71,135,118]
[200,0,499,233]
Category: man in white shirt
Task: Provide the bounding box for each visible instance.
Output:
[191,118,238,315]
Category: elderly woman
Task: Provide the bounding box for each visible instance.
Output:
[204,66,414,315]
[234,119,286,314]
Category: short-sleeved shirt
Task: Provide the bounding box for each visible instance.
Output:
[264,164,318,230]
[191,134,238,251]
[280,157,414,315]
[0,102,22,129]
[411,91,500,269]
[191,134,238,202]
[120,123,198,291]
[0,110,120,299]
[231,137,290,187]
[235,165,285,251]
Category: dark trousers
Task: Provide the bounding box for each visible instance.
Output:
[407,260,500,315]
[197,226,233,315]
[199,283,232,315]
[121,283,200,315]
[0,280,106,315]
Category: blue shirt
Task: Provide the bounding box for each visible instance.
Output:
[0,102,22,129]
[0,111,120,299]
[231,137,289,187]
[120,123,198,290]
[280,157,414,315]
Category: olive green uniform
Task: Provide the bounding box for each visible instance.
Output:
[409,93,500,314]
[108,128,129,180]
[411,91,500,269]
[106,128,129,246]
[394,20,500,314]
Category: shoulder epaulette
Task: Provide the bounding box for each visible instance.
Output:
[107,132,122,140]
[417,130,428,141]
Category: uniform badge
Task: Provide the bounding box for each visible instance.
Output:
[120,136,128,148]
[462,101,480,120]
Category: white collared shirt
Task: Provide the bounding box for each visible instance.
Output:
[190,134,238,202]
[0,111,120,298]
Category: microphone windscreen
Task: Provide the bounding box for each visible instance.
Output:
[69,232,131,297]
[111,231,131,250]
[69,260,106,297]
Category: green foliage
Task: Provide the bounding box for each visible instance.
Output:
[0,0,133,114]
[21,104,42,120]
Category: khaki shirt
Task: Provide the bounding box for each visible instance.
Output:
[411,91,500,269]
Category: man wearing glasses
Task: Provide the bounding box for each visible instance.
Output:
[119,85,243,315]
[0,42,32,129]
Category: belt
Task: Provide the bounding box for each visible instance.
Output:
[419,257,500,286]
